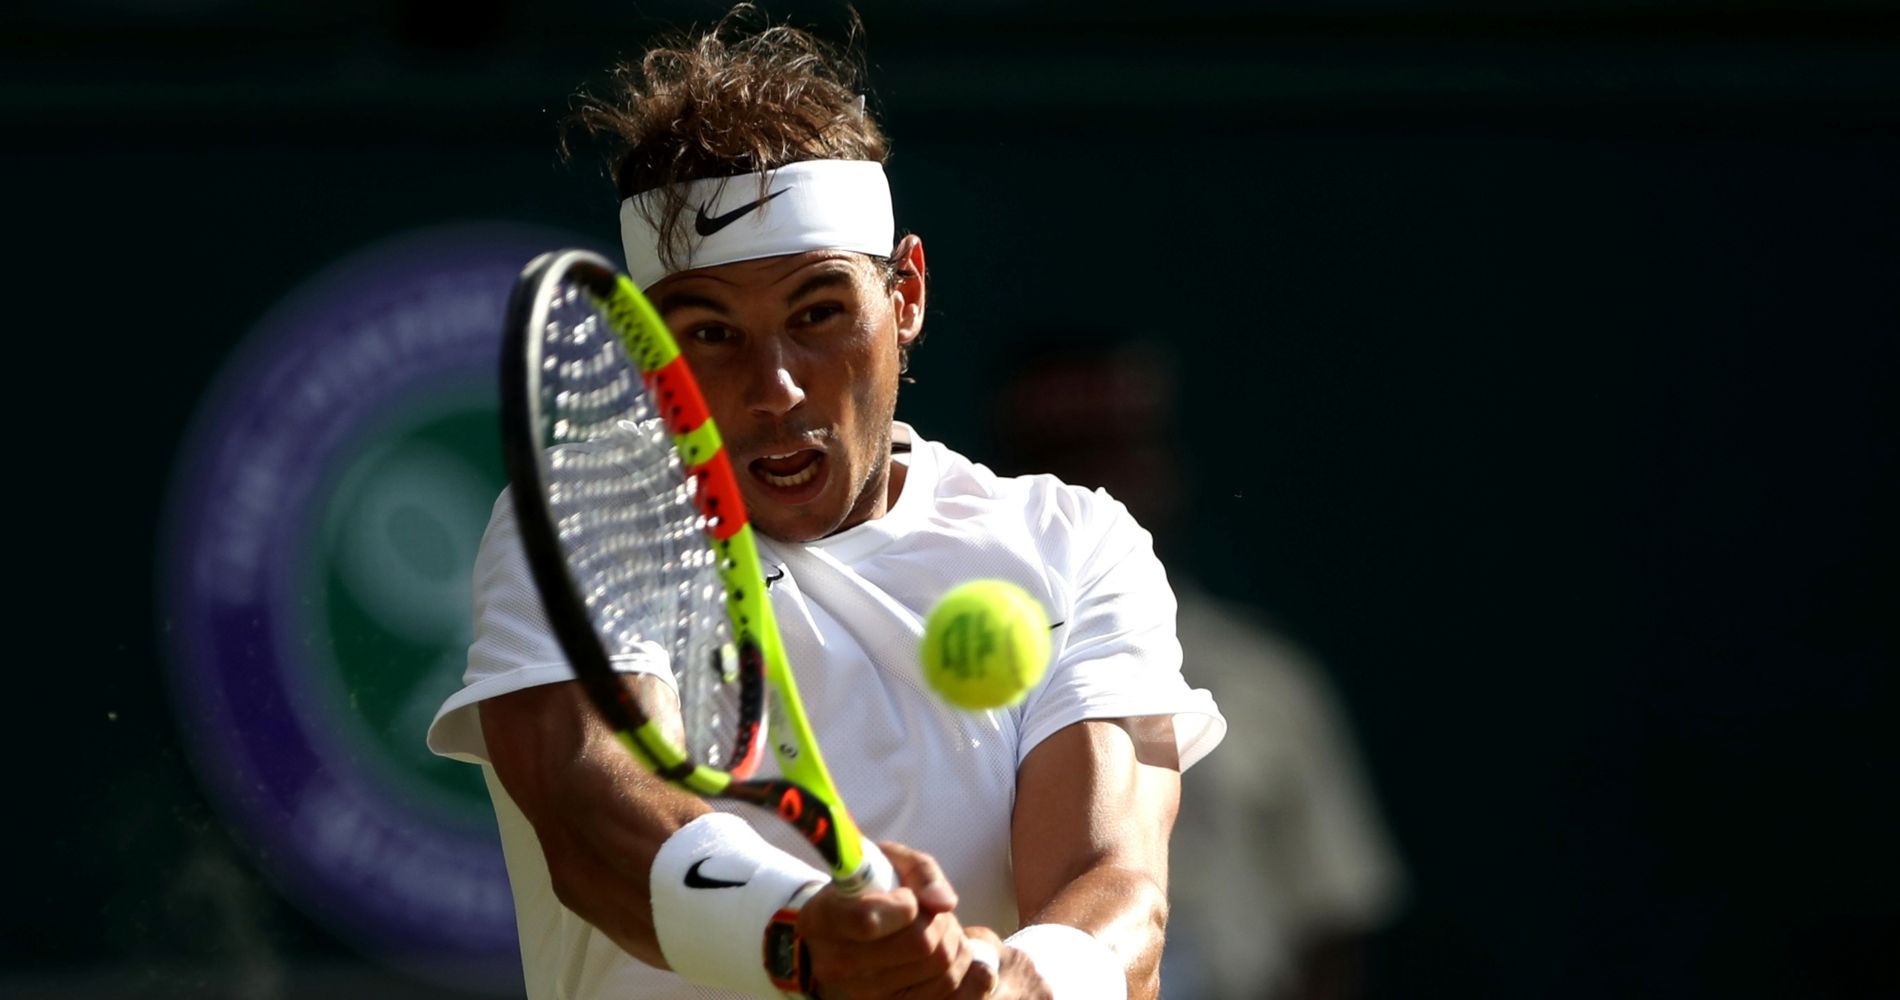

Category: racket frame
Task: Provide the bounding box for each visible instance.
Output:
[501,249,885,893]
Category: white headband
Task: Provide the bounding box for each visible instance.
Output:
[618,159,895,289]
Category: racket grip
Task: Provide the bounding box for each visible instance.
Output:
[837,840,896,896]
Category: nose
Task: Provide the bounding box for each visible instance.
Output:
[745,342,807,418]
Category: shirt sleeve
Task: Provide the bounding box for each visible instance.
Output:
[1013,486,1227,771]
[426,489,671,764]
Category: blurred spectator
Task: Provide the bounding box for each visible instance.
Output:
[989,339,1405,1000]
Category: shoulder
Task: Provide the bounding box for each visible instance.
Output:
[905,431,1171,629]
[911,432,1139,551]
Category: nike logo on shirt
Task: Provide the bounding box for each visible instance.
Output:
[695,188,789,236]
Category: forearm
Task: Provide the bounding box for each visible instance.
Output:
[1011,717,1182,1000]
[481,678,708,968]
[481,679,977,999]
[1020,861,1170,1000]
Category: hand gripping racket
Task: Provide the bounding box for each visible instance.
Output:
[500,247,893,895]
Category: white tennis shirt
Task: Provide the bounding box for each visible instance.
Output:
[429,424,1226,999]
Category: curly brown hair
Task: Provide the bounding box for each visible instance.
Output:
[564,5,891,275]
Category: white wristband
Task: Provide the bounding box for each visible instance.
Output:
[650,812,826,997]
[1004,923,1126,999]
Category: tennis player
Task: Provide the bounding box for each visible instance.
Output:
[428,13,1224,999]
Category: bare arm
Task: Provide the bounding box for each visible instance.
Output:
[479,676,707,968]
[482,678,987,997]
[1006,716,1182,1000]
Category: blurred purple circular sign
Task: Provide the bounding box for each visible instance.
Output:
[163,222,598,991]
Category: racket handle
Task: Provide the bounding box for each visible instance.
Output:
[837,840,896,896]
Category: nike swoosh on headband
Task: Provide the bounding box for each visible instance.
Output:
[695,188,790,237]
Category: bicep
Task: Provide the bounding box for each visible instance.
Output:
[477,677,706,967]
[481,675,683,794]
[481,674,698,836]
[482,680,607,817]
[1011,716,1182,930]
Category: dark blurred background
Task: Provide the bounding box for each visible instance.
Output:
[11,1,1896,997]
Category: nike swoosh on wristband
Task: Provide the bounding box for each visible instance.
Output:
[694,188,790,237]
[685,858,748,889]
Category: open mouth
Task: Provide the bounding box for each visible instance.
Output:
[748,449,827,501]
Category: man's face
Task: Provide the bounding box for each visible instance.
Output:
[649,244,924,543]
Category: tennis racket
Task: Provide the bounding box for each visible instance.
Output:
[500,247,893,895]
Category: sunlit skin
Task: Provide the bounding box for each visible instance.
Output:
[485,236,1172,999]
[649,236,927,543]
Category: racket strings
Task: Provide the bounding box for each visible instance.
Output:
[536,284,747,772]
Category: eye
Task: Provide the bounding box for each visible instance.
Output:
[687,324,736,345]
[792,303,845,328]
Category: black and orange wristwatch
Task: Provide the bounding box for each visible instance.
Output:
[763,882,825,998]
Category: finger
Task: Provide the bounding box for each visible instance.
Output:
[841,889,923,943]
[803,883,922,944]
[850,913,970,1000]
[878,840,958,913]
[964,928,1001,977]
[949,957,997,1000]
[947,929,998,999]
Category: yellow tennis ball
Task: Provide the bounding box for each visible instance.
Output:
[920,579,1052,710]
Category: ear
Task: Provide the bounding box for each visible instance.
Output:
[890,234,927,347]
